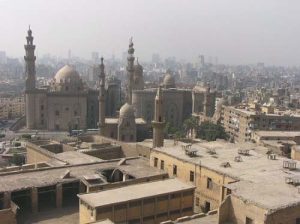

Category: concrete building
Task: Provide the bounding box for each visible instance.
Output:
[139,139,300,223]
[0,137,168,223]
[78,179,195,224]
[252,131,300,144]
[222,106,300,142]
[252,131,300,156]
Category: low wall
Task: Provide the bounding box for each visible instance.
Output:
[79,135,152,158]
[0,206,17,224]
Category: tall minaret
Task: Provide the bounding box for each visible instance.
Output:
[152,86,165,148]
[24,26,36,129]
[24,26,36,91]
[98,57,106,135]
[126,38,135,104]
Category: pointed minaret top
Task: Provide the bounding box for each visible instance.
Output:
[100,57,104,68]
[26,26,34,45]
[28,25,32,36]
[99,57,105,78]
[128,37,134,54]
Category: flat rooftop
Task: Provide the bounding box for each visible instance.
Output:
[228,106,300,117]
[254,131,300,138]
[54,151,103,165]
[176,214,218,224]
[151,139,300,211]
[78,179,195,208]
[105,118,146,125]
[0,157,166,192]
[90,219,114,224]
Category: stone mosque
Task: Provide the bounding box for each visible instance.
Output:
[24,28,216,142]
[24,28,99,132]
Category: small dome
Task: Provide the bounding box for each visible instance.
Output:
[119,103,135,118]
[163,73,175,88]
[54,65,81,83]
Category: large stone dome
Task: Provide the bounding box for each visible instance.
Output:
[119,103,135,118]
[163,73,175,88]
[54,65,81,83]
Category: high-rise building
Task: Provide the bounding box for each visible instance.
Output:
[91,52,99,63]
[0,51,6,64]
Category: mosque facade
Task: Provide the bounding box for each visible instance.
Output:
[24,28,99,131]
[24,28,215,142]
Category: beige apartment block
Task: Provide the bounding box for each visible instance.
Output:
[222,106,300,142]
[0,96,25,120]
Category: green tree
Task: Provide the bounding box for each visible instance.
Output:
[196,121,229,141]
[21,134,31,140]
[14,142,21,147]
[174,130,185,139]
[164,122,185,139]
[183,116,198,138]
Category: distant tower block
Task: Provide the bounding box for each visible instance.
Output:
[98,57,106,135]
[24,26,37,129]
[152,86,165,148]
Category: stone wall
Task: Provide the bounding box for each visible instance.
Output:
[26,145,54,164]
[79,135,152,159]
[150,150,236,213]
[218,194,267,224]
[266,203,300,224]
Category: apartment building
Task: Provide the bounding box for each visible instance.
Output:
[222,106,300,142]
[0,96,25,120]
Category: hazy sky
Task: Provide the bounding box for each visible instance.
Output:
[0,0,300,65]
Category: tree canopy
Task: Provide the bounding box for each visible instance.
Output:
[164,117,229,142]
[196,121,229,141]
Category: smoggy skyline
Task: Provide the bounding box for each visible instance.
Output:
[0,0,300,66]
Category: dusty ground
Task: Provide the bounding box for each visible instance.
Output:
[24,206,78,224]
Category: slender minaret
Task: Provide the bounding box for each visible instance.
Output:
[24,26,37,129]
[126,38,135,104]
[152,86,165,148]
[98,57,106,135]
[24,26,36,91]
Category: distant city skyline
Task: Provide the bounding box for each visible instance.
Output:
[1,0,300,66]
